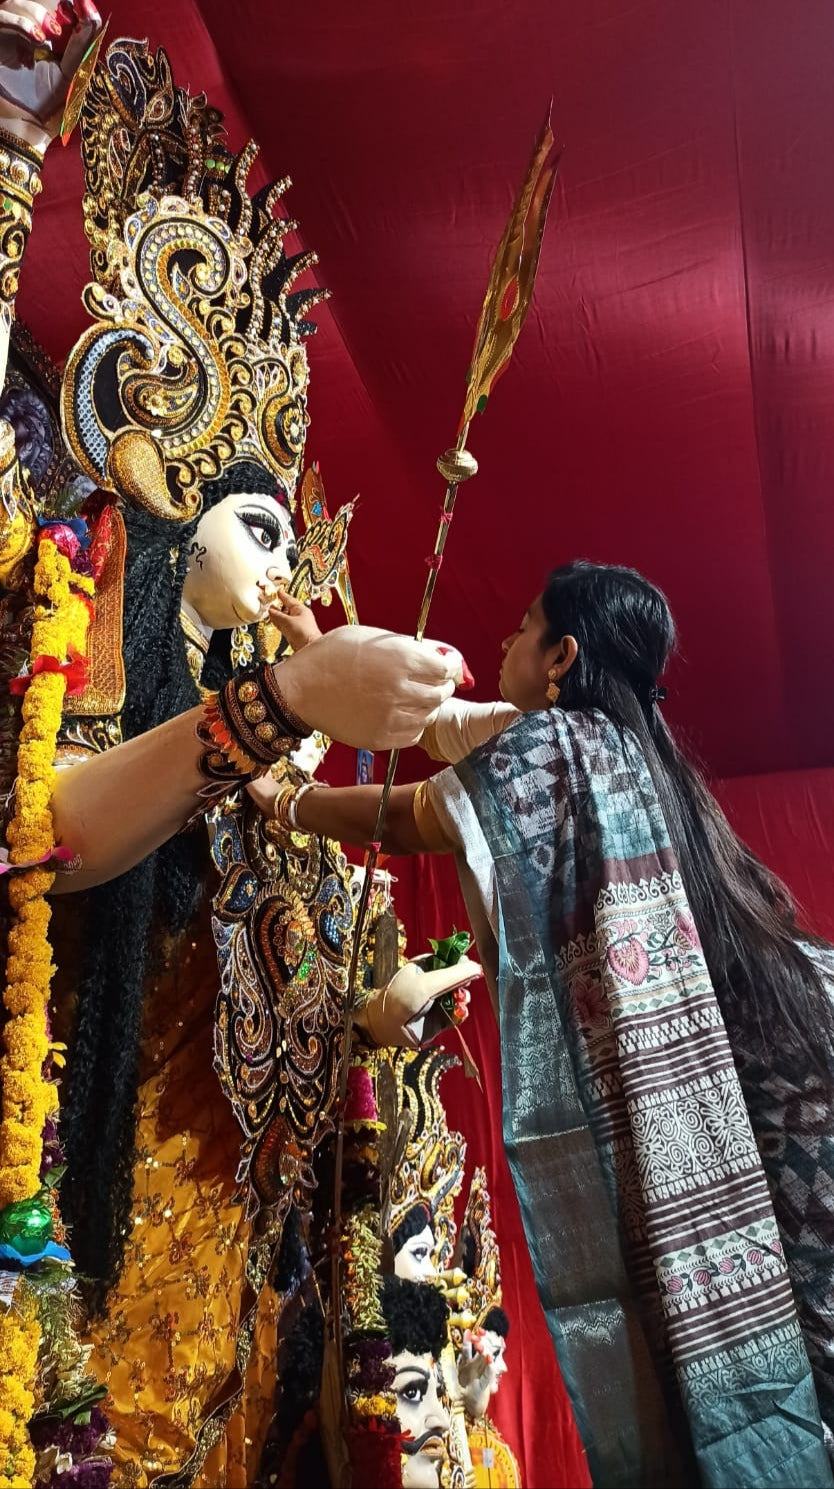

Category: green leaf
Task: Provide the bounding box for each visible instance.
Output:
[427,928,472,970]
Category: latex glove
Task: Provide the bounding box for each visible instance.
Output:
[268,588,323,651]
[356,955,482,1050]
[0,1,102,152]
[419,697,520,764]
[274,625,472,751]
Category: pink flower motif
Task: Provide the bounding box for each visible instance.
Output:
[692,1268,712,1287]
[610,918,639,938]
[718,1257,735,1274]
[675,911,701,950]
[773,1239,783,1254]
[746,1248,763,1266]
[607,936,650,986]
[570,973,610,1028]
[666,1275,684,1294]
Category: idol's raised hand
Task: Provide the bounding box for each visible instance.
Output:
[274,624,472,751]
[0,0,101,149]
[357,955,481,1050]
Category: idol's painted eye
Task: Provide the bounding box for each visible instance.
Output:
[237,508,286,553]
[398,1377,429,1405]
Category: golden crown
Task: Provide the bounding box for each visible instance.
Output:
[449,1166,502,1342]
[60,37,326,520]
[382,1047,466,1273]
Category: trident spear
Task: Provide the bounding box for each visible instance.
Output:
[326,107,561,1462]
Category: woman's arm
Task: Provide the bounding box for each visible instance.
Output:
[295,782,426,856]
[247,774,455,857]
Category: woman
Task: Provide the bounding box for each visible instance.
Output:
[262,562,834,1488]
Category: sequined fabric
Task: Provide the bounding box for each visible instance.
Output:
[83,905,279,1488]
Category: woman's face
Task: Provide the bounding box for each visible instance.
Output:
[182,491,298,631]
[395,1224,436,1283]
[499,596,561,711]
[393,1350,450,1489]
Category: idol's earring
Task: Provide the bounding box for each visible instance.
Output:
[230,624,255,671]
[546,667,560,706]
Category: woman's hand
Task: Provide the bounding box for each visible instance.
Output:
[0,1,102,152]
[273,625,471,751]
[357,955,481,1049]
[267,588,322,651]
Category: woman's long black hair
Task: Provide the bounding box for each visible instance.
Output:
[61,460,281,1309]
[542,560,834,1093]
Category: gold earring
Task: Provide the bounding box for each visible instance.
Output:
[230,625,255,670]
[546,667,560,706]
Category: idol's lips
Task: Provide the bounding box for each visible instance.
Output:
[419,1437,445,1461]
[404,1432,446,1460]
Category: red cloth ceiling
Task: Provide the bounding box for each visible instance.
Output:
[16,2,834,1484]
[20,0,834,781]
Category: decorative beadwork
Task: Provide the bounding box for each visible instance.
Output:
[0,131,42,333]
[196,663,310,793]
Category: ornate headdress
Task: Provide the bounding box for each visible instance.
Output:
[380,1048,466,1273]
[448,1166,502,1341]
[60,37,326,520]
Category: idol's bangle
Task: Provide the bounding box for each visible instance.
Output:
[215,664,312,769]
[195,664,312,793]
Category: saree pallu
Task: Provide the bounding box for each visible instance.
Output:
[437,709,831,1488]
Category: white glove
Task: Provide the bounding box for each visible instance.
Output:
[357,955,482,1049]
[419,697,520,764]
[274,626,471,751]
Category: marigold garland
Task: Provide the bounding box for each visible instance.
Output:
[0,531,91,1484]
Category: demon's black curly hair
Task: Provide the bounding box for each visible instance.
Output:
[61,459,283,1308]
[381,1276,449,1360]
[481,1305,509,1338]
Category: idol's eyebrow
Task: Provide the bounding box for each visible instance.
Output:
[393,1366,430,1383]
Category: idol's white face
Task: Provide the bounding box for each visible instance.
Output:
[182,491,297,631]
[393,1349,449,1489]
[482,1330,508,1394]
[394,1225,437,1283]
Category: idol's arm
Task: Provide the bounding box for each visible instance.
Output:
[50,627,464,890]
[49,704,208,892]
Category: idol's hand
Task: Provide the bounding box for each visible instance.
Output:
[267,588,322,651]
[357,955,481,1050]
[274,625,472,751]
[457,1329,497,1419]
[0,0,101,152]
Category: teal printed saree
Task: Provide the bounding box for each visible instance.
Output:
[438,709,832,1488]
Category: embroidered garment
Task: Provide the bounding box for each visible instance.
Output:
[428,709,832,1488]
[82,905,279,1489]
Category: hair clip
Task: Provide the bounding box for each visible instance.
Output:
[648,685,668,704]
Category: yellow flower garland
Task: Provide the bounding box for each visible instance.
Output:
[0,534,90,1485]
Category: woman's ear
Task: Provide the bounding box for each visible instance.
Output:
[546,633,578,679]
